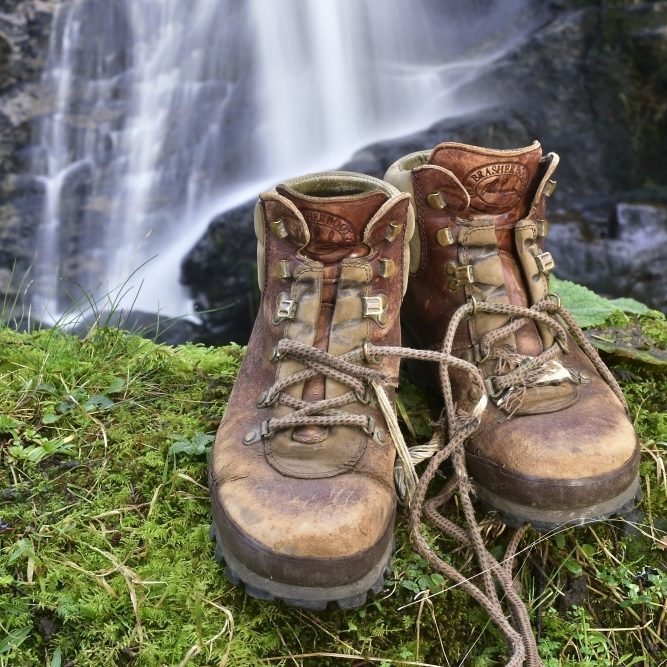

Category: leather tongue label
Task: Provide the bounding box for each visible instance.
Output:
[276,184,388,262]
[302,209,357,258]
[428,142,542,217]
[463,162,530,211]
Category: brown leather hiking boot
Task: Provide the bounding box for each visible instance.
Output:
[385,141,640,531]
[209,171,414,609]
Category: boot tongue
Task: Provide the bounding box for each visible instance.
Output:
[428,142,542,220]
[277,185,389,263]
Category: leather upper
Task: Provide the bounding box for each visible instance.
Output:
[211,172,413,568]
[385,142,639,501]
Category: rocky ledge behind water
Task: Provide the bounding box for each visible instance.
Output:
[182,2,667,344]
[549,200,667,313]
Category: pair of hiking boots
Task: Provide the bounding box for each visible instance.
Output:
[208,141,640,611]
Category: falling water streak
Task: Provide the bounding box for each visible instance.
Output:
[31,0,544,319]
[102,0,249,306]
[32,7,76,319]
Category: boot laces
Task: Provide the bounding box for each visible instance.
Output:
[252,296,625,667]
[254,337,485,505]
[409,295,628,667]
[467,297,627,414]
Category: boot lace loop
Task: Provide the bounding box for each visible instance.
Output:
[467,298,627,414]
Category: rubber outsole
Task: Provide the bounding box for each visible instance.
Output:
[473,475,642,532]
[210,522,393,611]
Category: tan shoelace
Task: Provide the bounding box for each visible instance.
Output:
[409,296,628,666]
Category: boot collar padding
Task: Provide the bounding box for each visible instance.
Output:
[383,151,428,275]
[384,150,470,274]
[255,171,415,295]
[532,153,560,211]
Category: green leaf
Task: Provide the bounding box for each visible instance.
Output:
[7,538,35,564]
[551,277,618,328]
[191,432,214,448]
[400,579,419,593]
[26,446,48,463]
[607,297,650,315]
[50,647,62,667]
[42,413,61,424]
[0,415,21,432]
[83,394,115,412]
[580,543,596,558]
[106,377,126,394]
[7,446,28,461]
[550,277,650,329]
[563,558,583,575]
[168,433,214,457]
[56,401,75,414]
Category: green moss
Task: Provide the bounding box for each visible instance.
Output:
[1,315,666,666]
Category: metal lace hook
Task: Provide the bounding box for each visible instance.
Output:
[546,292,562,309]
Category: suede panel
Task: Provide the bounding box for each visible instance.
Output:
[515,217,554,347]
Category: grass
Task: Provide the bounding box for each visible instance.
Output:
[0,308,666,666]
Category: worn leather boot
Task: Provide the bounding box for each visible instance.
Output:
[385,141,640,530]
[209,171,414,609]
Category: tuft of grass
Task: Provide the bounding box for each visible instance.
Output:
[0,310,666,665]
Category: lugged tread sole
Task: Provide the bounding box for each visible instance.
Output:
[474,475,642,532]
[210,522,392,611]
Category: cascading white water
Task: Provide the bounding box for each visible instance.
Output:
[31,0,542,319]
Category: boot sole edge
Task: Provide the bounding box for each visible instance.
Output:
[210,521,393,610]
[473,474,642,532]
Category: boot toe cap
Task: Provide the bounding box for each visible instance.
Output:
[211,473,395,588]
[468,390,640,513]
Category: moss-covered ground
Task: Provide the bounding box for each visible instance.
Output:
[1,301,666,666]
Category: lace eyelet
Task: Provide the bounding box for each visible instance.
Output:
[243,420,272,445]
[256,391,276,408]
[363,416,377,437]
[473,342,491,364]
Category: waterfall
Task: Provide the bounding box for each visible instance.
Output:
[30,0,542,320]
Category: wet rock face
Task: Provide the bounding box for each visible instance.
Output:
[548,202,667,313]
[181,202,259,345]
[182,2,667,344]
[0,0,58,298]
